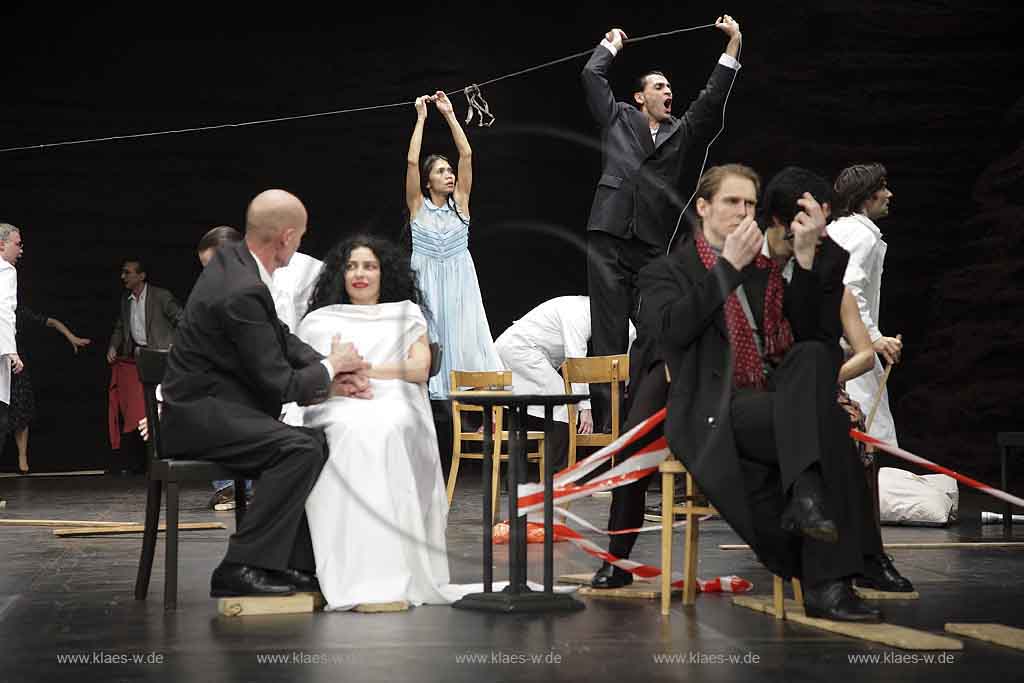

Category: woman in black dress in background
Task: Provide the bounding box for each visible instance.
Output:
[11,307,90,473]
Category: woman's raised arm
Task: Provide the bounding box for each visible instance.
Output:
[406,96,430,218]
[434,91,473,216]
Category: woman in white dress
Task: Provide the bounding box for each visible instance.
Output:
[299,234,468,610]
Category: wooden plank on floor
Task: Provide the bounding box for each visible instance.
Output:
[721,542,1024,551]
[854,586,920,600]
[0,470,106,479]
[218,594,314,617]
[558,572,676,600]
[353,601,410,613]
[54,522,225,537]
[1,519,135,527]
[733,595,963,651]
[945,623,1024,651]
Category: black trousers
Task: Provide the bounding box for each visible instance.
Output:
[196,419,328,573]
[0,400,8,460]
[587,230,662,429]
[607,361,668,558]
[732,342,882,585]
[525,414,570,475]
[607,342,883,586]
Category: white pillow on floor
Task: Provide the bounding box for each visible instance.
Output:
[878,467,959,526]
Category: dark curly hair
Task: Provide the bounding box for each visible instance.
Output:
[306,233,431,326]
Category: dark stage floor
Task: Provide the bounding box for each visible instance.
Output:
[2,469,1023,682]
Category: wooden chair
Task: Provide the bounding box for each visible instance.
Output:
[446,370,546,520]
[772,576,805,619]
[133,348,256,611]
[659,456,717,614]
[561,354,629,468]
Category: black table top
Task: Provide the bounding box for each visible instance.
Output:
[448,392,589,407]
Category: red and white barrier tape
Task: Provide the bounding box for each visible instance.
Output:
[517,409,668,515]
[850,429,1024,509]
[507,407,749,592]
[541,520,750,593]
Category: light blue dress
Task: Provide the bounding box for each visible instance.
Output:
[410,197,503,399]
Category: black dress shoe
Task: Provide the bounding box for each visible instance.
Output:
[210,562,296,598]
[780,472,839,544]
[271,568,321,593]
[803,579,882,622]
[590,562,633,589]
[855,554,914,592]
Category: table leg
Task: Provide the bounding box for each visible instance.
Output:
[482,406,494,592]
[543,404,554,594]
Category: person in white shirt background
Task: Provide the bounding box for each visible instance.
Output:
[0,224,25,471]
[495,295,635,472]
[827,163,903,446]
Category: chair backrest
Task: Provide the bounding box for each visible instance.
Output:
[561,354,630,448]
[136,348,169,461]
[449,369,512,392]
[449,370,512,438]
[429,342,442,378]
[561,354,629,385]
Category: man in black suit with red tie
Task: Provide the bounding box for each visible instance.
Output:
[582,15,742,430]
[161,189,370,597]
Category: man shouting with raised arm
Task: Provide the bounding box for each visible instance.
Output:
[582,15,741,432]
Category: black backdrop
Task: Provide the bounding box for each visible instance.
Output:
[2,1,1021,480]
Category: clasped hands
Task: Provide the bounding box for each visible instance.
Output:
[327,336,373,399]
[414,91,455,120]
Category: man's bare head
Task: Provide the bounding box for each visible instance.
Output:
[245,189,308,269]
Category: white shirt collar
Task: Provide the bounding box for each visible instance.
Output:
[129,283,148,302]
[851,212,883,239]
[249,249,275,290]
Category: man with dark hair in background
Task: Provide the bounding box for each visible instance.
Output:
[106,258,183,473]
[828,163,902,448]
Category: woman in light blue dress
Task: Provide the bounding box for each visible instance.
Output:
[405,91,503,399]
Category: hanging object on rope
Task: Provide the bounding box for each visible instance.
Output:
[463,84,495,128]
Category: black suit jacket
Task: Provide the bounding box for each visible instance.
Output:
[160,241,329,455]
[581,46,737,248]
[109,284,183,357]
[637,235,827,547]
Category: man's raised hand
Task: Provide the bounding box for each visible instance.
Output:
[715,14,741,40]
[721,215,763,271]
[791,192,827,269]
[604,28,627,51]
